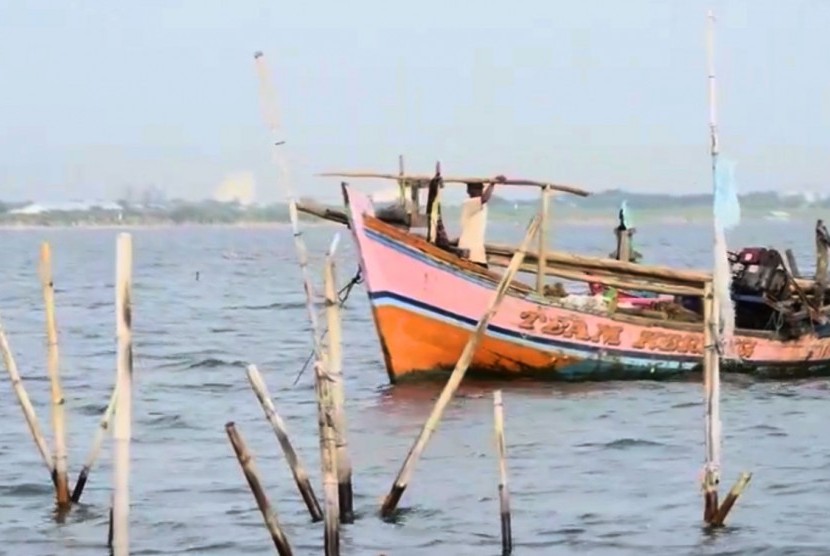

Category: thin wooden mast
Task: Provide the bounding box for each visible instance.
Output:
[703,8,722,520]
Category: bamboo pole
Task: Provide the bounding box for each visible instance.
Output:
[407,157,420,218]
[493,391,512,556]
[71,385,118,503]
[225,422,294,556]
[536,186,549,294]
[107,500,114,549]
[379,214,541,518]
[617,230,632,263]
[398,154,408,213]
[245,364,323,521]
[39,242,70,508]
[702,281,720,523]
[0,314,55,478]
[112,233,133,556]
[315,358,340,556]
[701,13,752,527]
[254,51,325,365]
[427,162,442,244]
[324,238,353,523]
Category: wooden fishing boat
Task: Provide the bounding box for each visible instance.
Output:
[308,170,830,383]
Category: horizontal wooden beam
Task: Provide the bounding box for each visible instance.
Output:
[316,172,590,197]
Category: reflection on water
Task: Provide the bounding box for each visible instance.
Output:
[0,220,828,555]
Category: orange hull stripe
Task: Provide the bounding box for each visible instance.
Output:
[374,305,584,380]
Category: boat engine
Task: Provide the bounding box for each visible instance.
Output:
[729,247,790,301]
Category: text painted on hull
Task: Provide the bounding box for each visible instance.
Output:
[518,310,757,358]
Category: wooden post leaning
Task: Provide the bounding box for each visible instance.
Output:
[39,242,70,508]
[493,390,512,555]
[112,233,134,556]
[0,314,55,482]
[245,364,323,521]
[379,214,541,518]
[709,472,752,526]
[253,51,325,364]
[323,240,354,523]
[71,385,118,503]
[226,422,294,556]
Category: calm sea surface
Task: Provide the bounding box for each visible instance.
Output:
[1,217,829,556]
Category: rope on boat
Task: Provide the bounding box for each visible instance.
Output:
[291,267,364,386]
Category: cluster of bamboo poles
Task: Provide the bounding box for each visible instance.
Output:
[230,47,748,555]
[225,213,534,555]
[236,52,536,548]
[225,232,353,556]
[0,234,133,554]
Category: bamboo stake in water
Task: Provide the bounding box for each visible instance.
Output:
[107,496,114,549]
[225,422,294,556]
[536,186,549,294]
[39,242,70,508]
[71,385,118,503]
[253,51,325,365]
[709,471,752,526]
[323,235,353,523]
[493,391,512,555]
[703,10,723,525]
[245,364,323,521]
[702,281,719,523]
[112,233,134,556]
[702,12,752,527]
[379,214,541,518]
[0,315,55,478]
[315,359,340,556]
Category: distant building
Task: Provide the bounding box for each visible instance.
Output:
[213,172,256,205]
[8,200,123,215]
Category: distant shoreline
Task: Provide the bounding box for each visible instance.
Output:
[0,213,790,230]
[0,220,339,231]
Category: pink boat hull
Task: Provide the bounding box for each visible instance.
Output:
[343,185,830,382]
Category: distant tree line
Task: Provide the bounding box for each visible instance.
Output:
[0,188,825,227]
[0,198,324,226]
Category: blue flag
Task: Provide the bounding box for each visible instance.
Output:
[713,157,741,230]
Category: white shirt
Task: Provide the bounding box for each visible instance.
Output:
[458,197,488,264]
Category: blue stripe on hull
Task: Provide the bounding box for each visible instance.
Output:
[369,290,697,380]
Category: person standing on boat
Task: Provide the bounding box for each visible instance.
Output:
[458,175,504,268]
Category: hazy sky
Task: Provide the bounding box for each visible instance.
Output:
[1,0,829,203]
